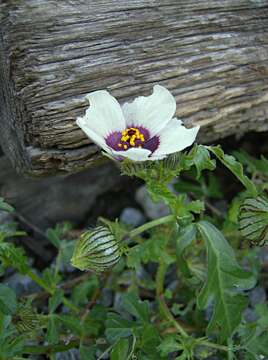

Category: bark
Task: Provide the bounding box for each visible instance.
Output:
[0,0,268,176]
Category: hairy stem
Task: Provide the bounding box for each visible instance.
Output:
[129,215,174,238]
[156,260,188,338]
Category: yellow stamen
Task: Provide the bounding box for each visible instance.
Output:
[118,143,122,148]
[120,127,145,149]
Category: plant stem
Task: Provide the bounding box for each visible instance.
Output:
[27,270,79,313]
[129,215,174,238]
[156,261,188,338]
[199,340,230,352]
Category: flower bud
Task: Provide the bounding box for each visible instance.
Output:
[71,226,121,272]
[239,196,268,246]
[12,305,39,333]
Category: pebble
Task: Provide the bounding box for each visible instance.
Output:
[0,210,14,224]
[99,288,114,307]
[243,307,258,323]
[120,207,146,227]
[249,286,266,307]
[5,273,40,297]
[135,185,170,220]
[55,349,80,360]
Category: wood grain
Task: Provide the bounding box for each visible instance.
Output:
[0,0,268,175]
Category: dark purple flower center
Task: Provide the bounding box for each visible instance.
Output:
[105,126,159,154]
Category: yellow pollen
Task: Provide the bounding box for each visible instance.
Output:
[118,143,122,148]
[120,127,144,149]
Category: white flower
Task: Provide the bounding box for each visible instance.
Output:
[76,85,200,162]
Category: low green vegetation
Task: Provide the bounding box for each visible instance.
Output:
[0,145,268,359]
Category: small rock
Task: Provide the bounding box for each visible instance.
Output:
[243,307,258,323]
[55,349,80,360]
[205,302,214,322]
[135,185,170,220]
[96,349,109,359]
[0,210,14,224]
[5,273,40,297]
[99,288,114,307]
[120,207,146,227]
[249,286,266,307]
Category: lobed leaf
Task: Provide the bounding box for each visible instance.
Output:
[197,221,256,341]
[208,146,258,196]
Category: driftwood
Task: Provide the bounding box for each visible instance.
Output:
[0,0,268,176]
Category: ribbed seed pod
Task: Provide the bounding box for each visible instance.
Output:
[238,196,268,246]
[12,305,39,333]
[71,226,121,272]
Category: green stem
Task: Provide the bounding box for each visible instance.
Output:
[156,261,188,338]
[27,270,79,314]
[199,340,230,352]
[129,215,174,238]
[155,263,231,353]
[23,340,79,354]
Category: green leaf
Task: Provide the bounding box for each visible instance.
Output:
[138,323,161,354]
[233,150,268,177]
[46,228,61,248]
[157,335,181,356]
[105,313,133,343]
[176,224,197,277]
[239,321,268,359]
[208,146,258,196]
[111,338,130,360]
[0,198,14,213]
[0,285,17,315]
[197,221,256,341]
[122,292,149,323]
[48,289,64,313]
[47,315,59,345]
[57,314,82,336]
[71,275,99,307]
[83,304,107,337]
[186,200,204,214]
[127,228,175,269]
[190,145,216,178]
[80,344,97,360]
[42,268,61,289]
[147,182,176,204]
[0,243,29,274]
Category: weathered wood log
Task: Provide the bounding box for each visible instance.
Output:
[1,0,268,176]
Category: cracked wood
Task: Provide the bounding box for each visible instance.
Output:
[0,0,268,175]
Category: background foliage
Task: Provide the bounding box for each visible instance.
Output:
[0,144,268,359]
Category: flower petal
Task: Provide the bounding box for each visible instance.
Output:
[122,85,176,136]
[112,148,152,162]
[152,118,200,157]
[76,121,111,152]
[77,90,125,138]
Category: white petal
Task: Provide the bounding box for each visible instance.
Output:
[112,148,152,162]
[152,118,200,157]
[77,90,125,138]
[147,153,167,161]
[122,85,176,136]
[76,120,111,152]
